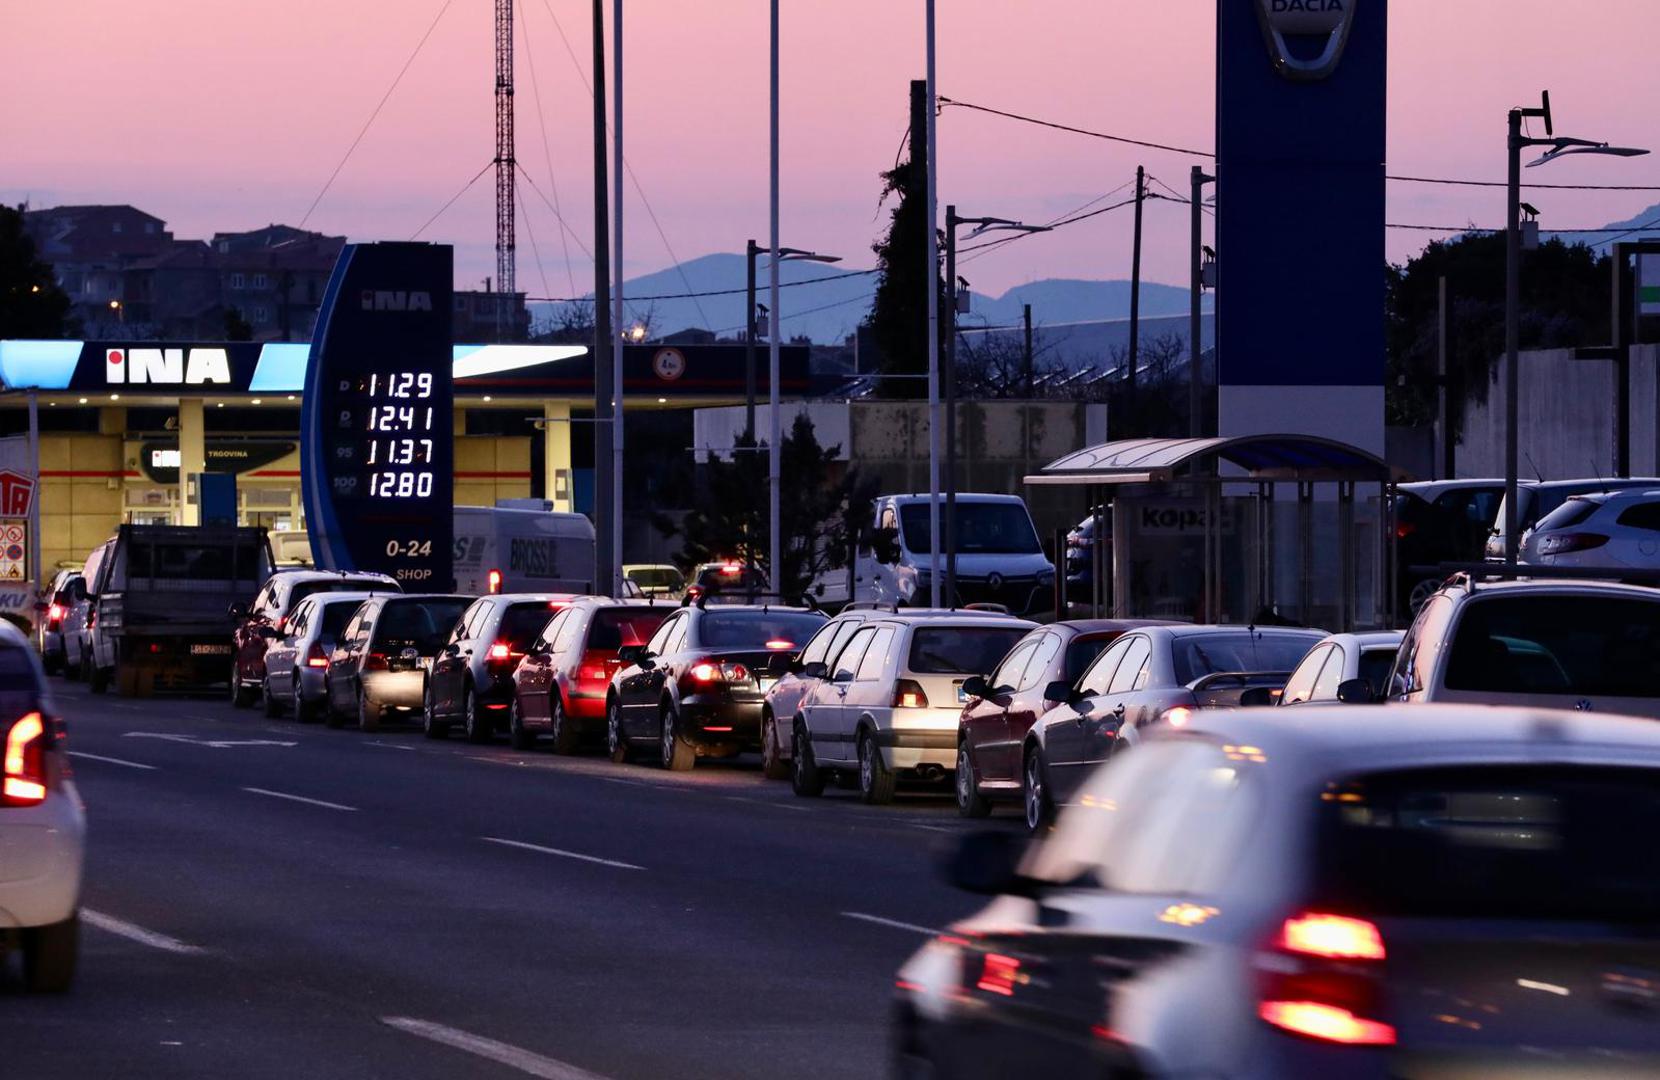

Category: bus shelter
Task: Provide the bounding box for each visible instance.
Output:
[1025,435,1404,631]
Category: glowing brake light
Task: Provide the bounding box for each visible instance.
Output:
[976,953,1022,997]
[720,563,742,575]
[47,603,64,623]
[362,652,389,671]
[893,679,929,709]
[765,639,794,651]
[3,712,48,806]
[691,662,719,682]
[1258,1001,1395,1046]
[1259,911,1394,1047]
[1277,913,1386,961]
[1162,705,1193,728]
[488,643,511,661]
[305,642,330,668]
[488,569,503,594]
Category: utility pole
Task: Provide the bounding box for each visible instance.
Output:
[944,206,958,607]
[1438,275,1454,481]
[1189,165,1213,437]
[1126,164,1145,436]
[610,0,625,596]
[768,0,782,597]
[590,0,612,594]
[922,5,942,609]
[494,0,516,342]
[745,238,758,441]
[1504,106,1523,565]
[1022,303,1033,397]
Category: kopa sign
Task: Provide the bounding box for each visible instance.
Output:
[105,347,232,386]
[1256,0,1355,81]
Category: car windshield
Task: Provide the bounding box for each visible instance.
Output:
[699,611,825,650]
[374,598,471,654]
[898,503,1041,555]
[1315,766,1660,922]
[1444,595,1660,697]
[500,603,558,649]
[587,607,669,650]
[1169,632,1318,684]
[291,578,393,608]
[1532,498,1599,533]
[908,625,1029,675]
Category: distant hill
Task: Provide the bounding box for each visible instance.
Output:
[1543,200,1660,253]
[529,253,1208,345]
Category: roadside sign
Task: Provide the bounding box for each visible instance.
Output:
[1641,254,1660,317]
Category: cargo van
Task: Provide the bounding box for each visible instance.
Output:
[452,504,596,596]
[850,493,1055,616]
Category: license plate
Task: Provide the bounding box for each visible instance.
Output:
[758,677,776,692]
[191,643,232,655]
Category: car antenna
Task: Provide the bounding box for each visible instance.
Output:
[1523,451,1544,483]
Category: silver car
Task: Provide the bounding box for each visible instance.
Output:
[324,594,472,731]
[260,591,394,721]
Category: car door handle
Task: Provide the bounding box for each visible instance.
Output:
[1112,702,1126,716]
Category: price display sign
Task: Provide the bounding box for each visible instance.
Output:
[301,242,454,587]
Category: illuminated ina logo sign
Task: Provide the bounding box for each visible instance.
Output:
[1256,0,1355,81]
[360,290,433,312]
[0,471,34,515]
[104,347,232,386]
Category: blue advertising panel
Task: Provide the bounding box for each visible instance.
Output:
[1216,0,1386,446]
[301,243,455,587]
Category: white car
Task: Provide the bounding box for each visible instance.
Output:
[258,591,388,721]
[1521,488,1660,570]
[0,621,84,991]
[1277,630,1402,705]
[855,493,1056,615]
[790,612,1033,803]
[1486,477,1660,561]
[1389,576,1660,717]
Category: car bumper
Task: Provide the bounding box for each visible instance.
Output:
[0,781,86,930]
[296,666,329,702]
[881,710,960,770]
[566,690,608,721]
[681,697,764,742]
[361,670,427,712]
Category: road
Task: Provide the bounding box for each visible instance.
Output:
[3,679,1006,1079]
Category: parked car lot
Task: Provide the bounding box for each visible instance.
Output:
[1485,477,1660,562]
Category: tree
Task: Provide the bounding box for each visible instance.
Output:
[863,153,947,399]
[0,205,72,338]
[1386,232,1608,428]
[661,414,878,599]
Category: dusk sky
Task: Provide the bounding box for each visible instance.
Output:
[5,1,1658,309]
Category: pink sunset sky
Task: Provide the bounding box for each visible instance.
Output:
[4,0,1658,304]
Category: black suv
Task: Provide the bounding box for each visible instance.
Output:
[607,600,825,771]
[424,594,579,742]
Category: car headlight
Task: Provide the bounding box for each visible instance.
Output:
[1036,569,1055,586]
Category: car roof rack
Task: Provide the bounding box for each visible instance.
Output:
[1419,562,1660,588]
[842,600,900,613]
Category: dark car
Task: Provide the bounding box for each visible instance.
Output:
[230,569,399,707]
[607,600,826,771]
[423,594,582,743]
[956,619,1170,818]
[510,599,670,752]
[36,570,85,676]
[1021,624,1323,829]
[323,594,471,731]
[683,562,769,603]
[1394,483,1503,613]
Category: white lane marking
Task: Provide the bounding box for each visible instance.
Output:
[841,911,938,936]
[241,786,358,812]
[125,732,297,749]
[911,823,955,834]
[68,750,158,771]
[481,836,644,871]
[1517,978,1571,996]
[381,1017,608,1080]
[366,741,416,751]
[82,909,207,955]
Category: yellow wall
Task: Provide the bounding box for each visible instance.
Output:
[39,434,124,573]
[454,436,532,508]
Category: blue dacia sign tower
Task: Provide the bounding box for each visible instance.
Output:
[1216,0,1387,453]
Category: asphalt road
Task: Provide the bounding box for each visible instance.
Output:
[2,677,1011,1079]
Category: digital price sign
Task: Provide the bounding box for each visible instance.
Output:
[301,242,454,587]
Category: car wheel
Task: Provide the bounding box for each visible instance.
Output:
[790,719,824,797]
[463,683,491,744]
[955,743,992,818]
[422,683,449,739]
[1023,747,1054,832]
[659,707,695,771]
[262,675,284,718]
[1407,576,1440,614]
[21,911,78,993]
[509,695,536,751]
[549,694,578,755]
[858,729,897,805]
[760,709,789,780]
[292,671,317,723]
[356,688,380,732]
[231,670,255,708]
[606,698,630,763]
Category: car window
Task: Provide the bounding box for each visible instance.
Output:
[1078,637,1132,696]
[287,600,310,638]
[856,627,896,681]
[537,609,571,652]
[252,582,275,614]
[989,640,1038,692]
[1615,500,1660,532]
[698,611,824,650]
[0,643,45,714]
[1444,594,1660,697]
[289,578,393,611]
[1392,593,1452,695]
[661,616,690,656]
[1169,632,1318,685]
[1535,497,1600,533]
[907,625,1030,675]
[499,603,559,650]
[797,619,845,667]
[1106,636,1151,694]
[834,627,877,681]
[587,607,668,652]
[318,601,358,641]
[1357,646,1396,697]
[822,619,867,670]
[375,599,470,654]
[1311,644,1348,700]
[1019,632,1063,691]
[339,610,363,643]
[1064,635,1115,685]
[551,609,586,654]
[1280,644,1328,705]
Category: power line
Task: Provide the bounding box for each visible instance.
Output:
[411,160,494,240]
[516,182,553,303]
[517,0,578,297]
[516,162,595,260]
[524,266,878,305]
[300,0,458,227]
[1385,215,1660,234]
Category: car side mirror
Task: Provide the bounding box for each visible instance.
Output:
[617,644,646,665]
[1238,686,1275,707]
[802,660,828,680]
[1043,679,1071,704]
[228,602,249,621]
[1336,678,1377,705]
[941,830,1036,897]
[961,675,989,699]
[257,624,283,640]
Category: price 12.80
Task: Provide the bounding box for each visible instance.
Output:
[370,471,434,499]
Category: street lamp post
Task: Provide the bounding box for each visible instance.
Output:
[943,208,1050,605]
[1502,92,1648,565]
[744,243,840,443]
[924,0,940,607]
[1189,165,1214,438]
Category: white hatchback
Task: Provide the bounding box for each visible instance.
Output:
[0,621,84,991]
[1522,488,1660,570]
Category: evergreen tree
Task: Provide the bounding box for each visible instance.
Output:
[0,205,72,338]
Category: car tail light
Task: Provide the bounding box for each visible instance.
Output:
[488,569,503,594]
[893,679,929,709]
[3,712,49,806]
[576,650,612,685]
[275,616,287,634]
[1539,531,1610,555]
[975,953,1022,997]
[47,603,64,625]
[485,641,520,672]
[1258,911,1394,1046]
[362,652,389,671]
[765,639,794,651]
[1395,521,1415,540]
[1161,705,1194,727]
[488,642,511,660]
[721,563,742,576]
[306,642,330,668]
[86,607,96,629]
[687,660,751,686]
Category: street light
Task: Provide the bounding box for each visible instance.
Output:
[1502,91,1648,565]
[744,241,840,441]
[943,208,1051,603]
[1190,166,1215,437]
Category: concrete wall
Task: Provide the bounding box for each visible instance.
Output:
[1457,345,1659,480]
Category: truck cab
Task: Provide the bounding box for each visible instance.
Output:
[855,493,1055,616]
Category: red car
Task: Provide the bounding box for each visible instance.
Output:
[508,599,670,752]
[954,619,1171,818]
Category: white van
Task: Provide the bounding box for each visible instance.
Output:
[452,504,596,596]
[851,493,1055,615]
